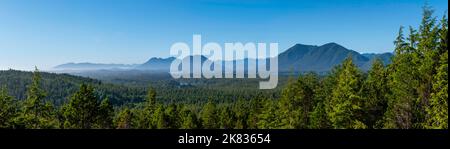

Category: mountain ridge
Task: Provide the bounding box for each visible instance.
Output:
[53,43,393,73]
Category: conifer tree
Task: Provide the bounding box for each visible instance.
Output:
[246,97,265,129]
[278,76,301,128]
[135,87,157,129]
[116,108,133,129]
[0,87,17,128]
[279,72,318,128]
[180,106,199,129]
[17,67,58,128]
[200,101,218,129]
[233,99,249,129]
[425,14,448,128]
[383,27,417,129]
[62,84,99,129]
[98,98,114,129]
[218,106,235,129]
[152,104,167,129]
[328,57,366,129]
[164,103,180,128]
[413,5,439,128]
[310,66,341,129]
[362,59,388,128]
[425,50,448,129]
[257,99,281,129]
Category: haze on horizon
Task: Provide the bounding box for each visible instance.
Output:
[0,0,448,70]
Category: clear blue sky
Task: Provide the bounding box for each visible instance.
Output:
[0,0,448,70]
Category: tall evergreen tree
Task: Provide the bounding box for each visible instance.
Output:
[165,103,180,128]
[310,66,341,129]
[246,97,264,129]
[383,27,418,129]
[152,104,168,129]
[233,99,249,129]
[413,5,440,128]
[180,106,199,129]
[257,99,281,129]
[362,59,389,128]
[278,76,301,129]
[218,106,235,129]
[0,87,17,128]
[200,101,217,129]
[24,67,47,118]
[17,67,58,128]
[115,108,133,129]
[425,50,448,129]
[327,57,366,129]
[134,87,158,129]
[279,72,318,128]
[425,15,448,129]
[97,98,114,129]
[62,84,99,129]
[146,87,158,128]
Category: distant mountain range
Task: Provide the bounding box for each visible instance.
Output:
[53,43,393,73]
[135,57,175,70]
[53,63,138,70]
[278,42,392,72]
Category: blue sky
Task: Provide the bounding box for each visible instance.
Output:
[0,0,448,70]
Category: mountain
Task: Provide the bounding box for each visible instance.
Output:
[53,43,393,73]
[135,57,176,70]
[136,55,209,71]
[278,42,392,72]
[278,42,368,72]
[361,53,394,65]
[54,62,136,71]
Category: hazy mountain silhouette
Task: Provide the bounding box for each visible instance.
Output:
[54,43,392,73]
[136,57,176,70]
[278,42,392,72]
[54,62,137,70]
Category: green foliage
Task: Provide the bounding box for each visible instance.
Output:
[115,108,133,129]
[279,72,318,128]
[218,106,235,129]
[257,99,281,129]
[98,98,114,129]
[0,87,17,128]
[412,5,440,128]
[146,87,157,107]
[233,99,250,129]
[383,6,448,129]
[245,98,264,129]
[425,50,448,129]
[152,104,168,129]
[327,57,366,129]
[425,14,448,129]
[164,104,180,128]
[14,68,59,129]
[24,68,47,120]
[362,59,388,128]
[179,106,199,129]
[383,26,418,129]
[309,66,341,129]
[200,101,217,129]
[135,87,158,129]
[62,84,99,129]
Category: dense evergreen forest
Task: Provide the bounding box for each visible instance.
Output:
[0,70,284,106]
[0,7,447,129]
